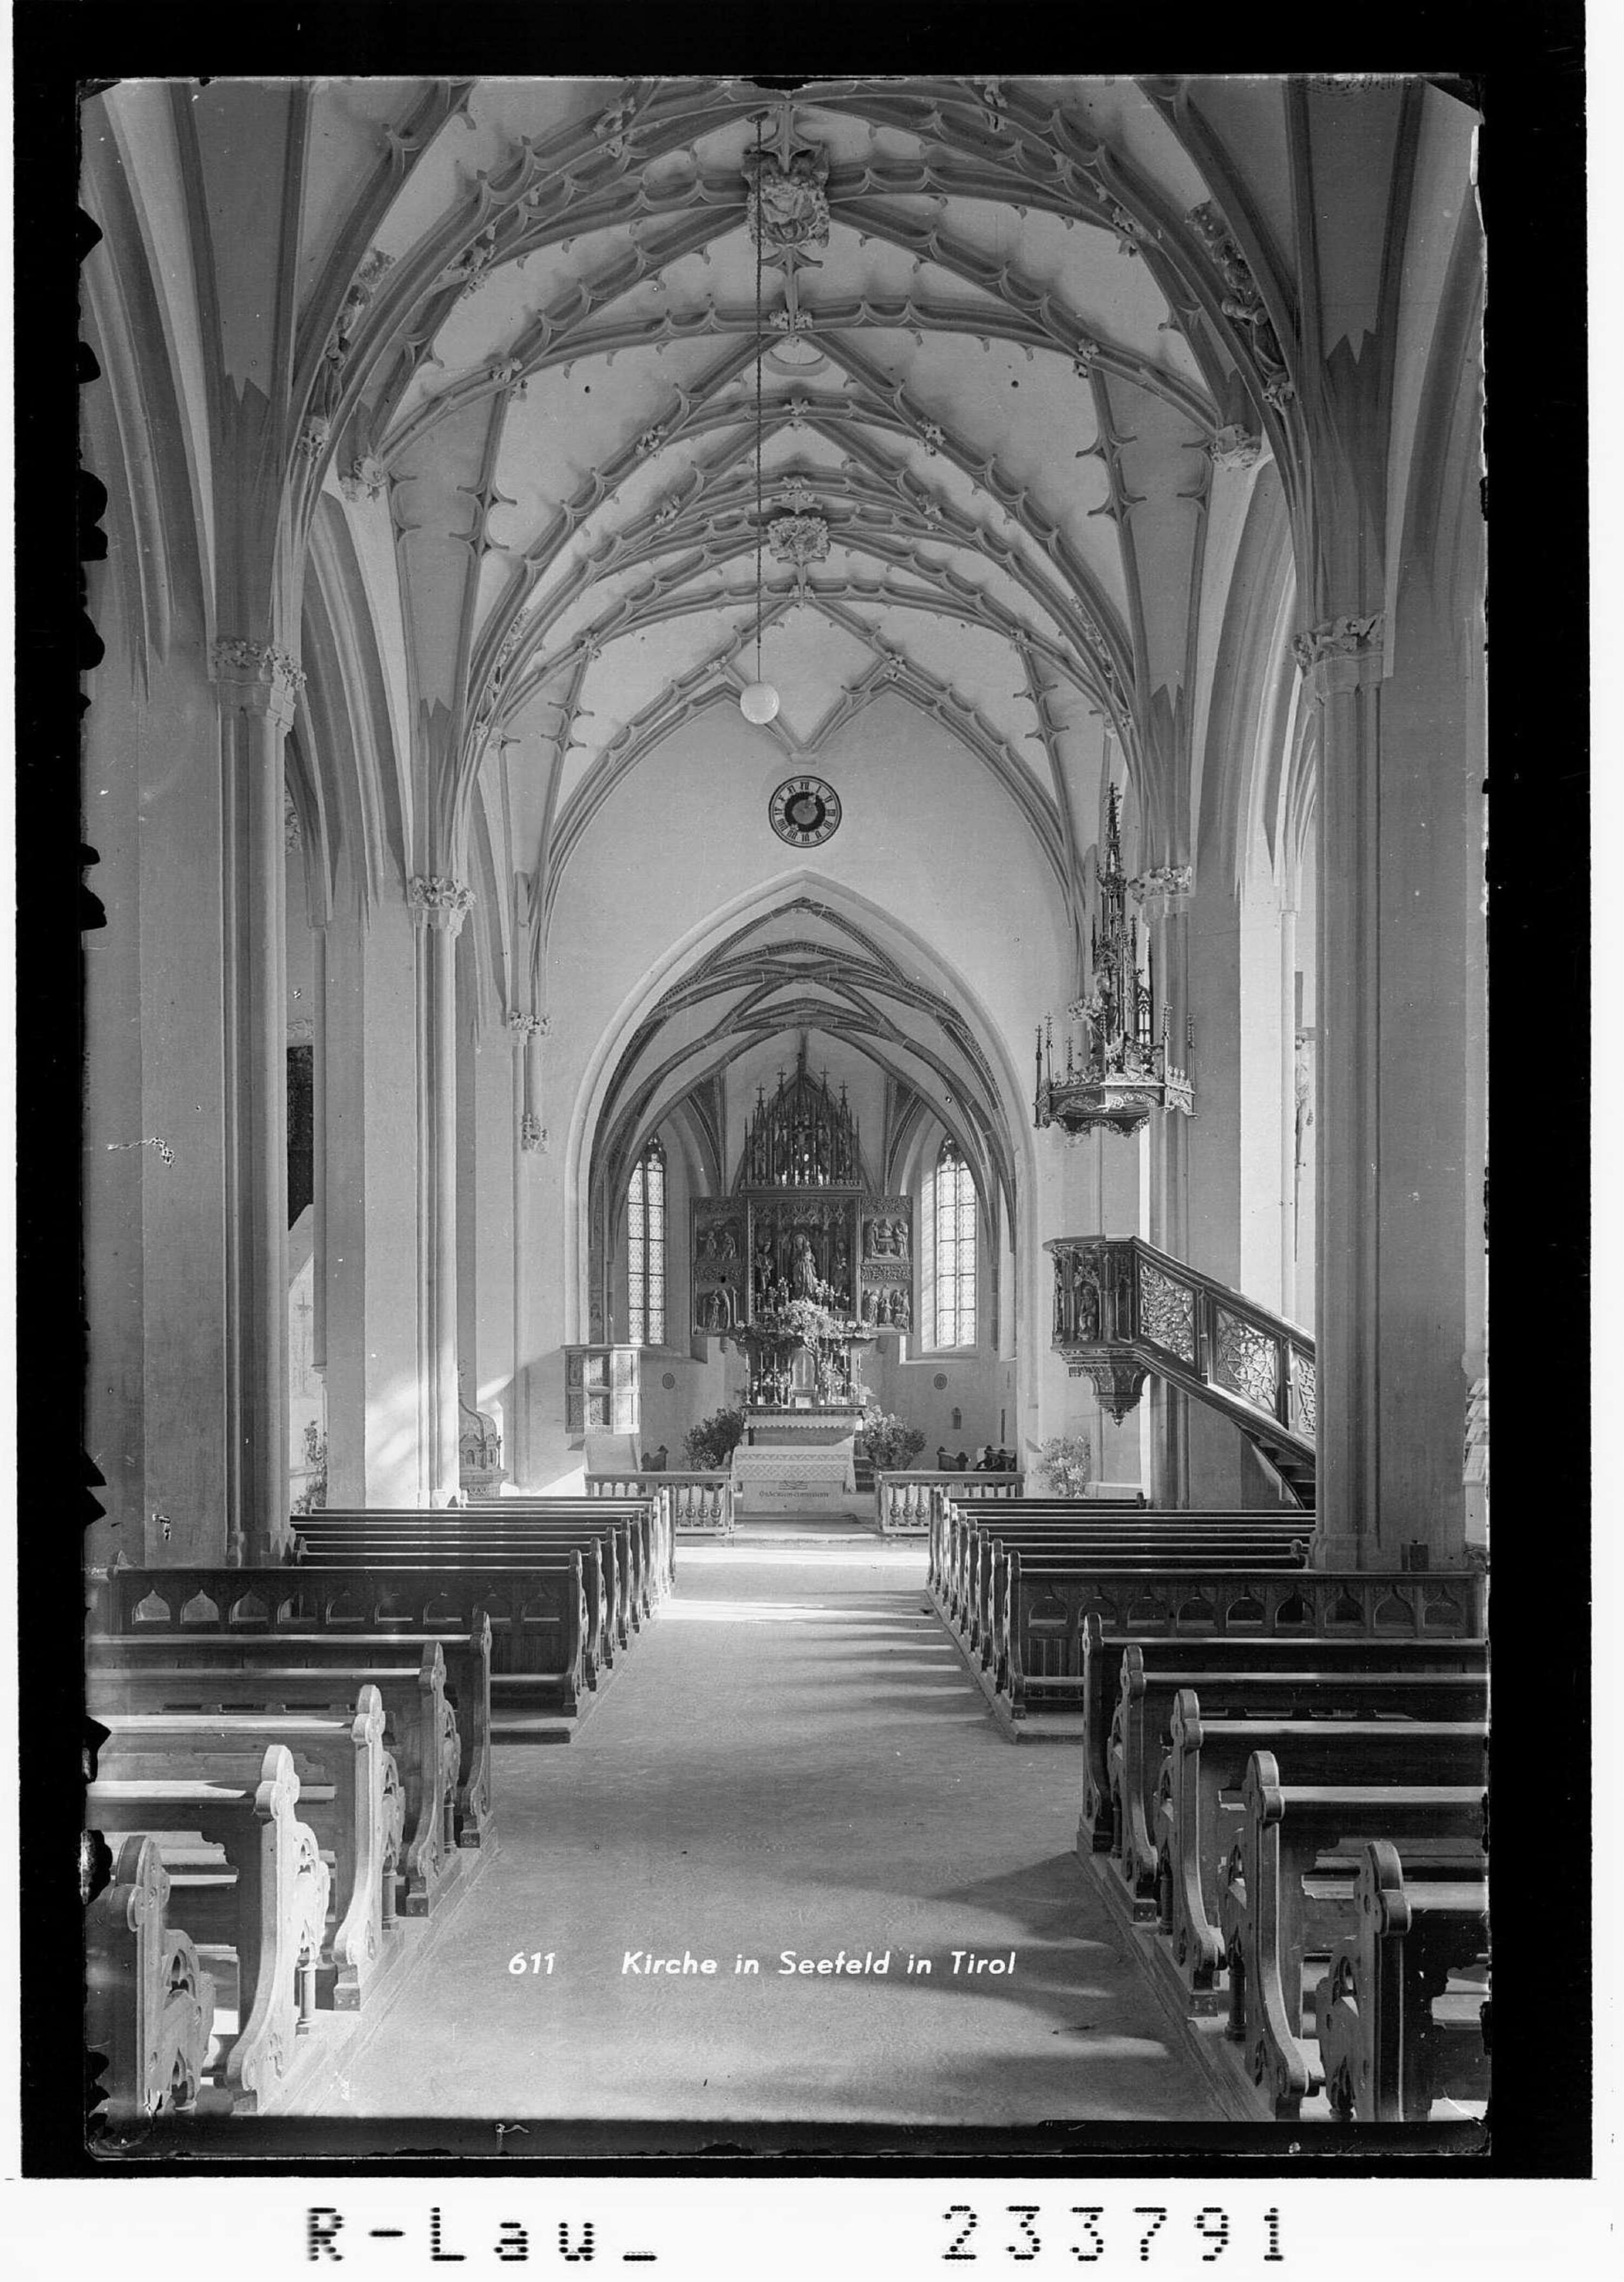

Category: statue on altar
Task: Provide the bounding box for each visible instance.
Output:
[793,1233,821,1299]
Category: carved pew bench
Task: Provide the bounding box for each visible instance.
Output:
[1314,1838,1491,2121]
[1106,1648,1488,1919]
[984,1532,1312,1680]
[304,1496,670,1618]
[1216,1748,1488,2120]
[87,1745,331,2115]
[89,1696,396,2009]
[86,1833,216,2126]
[993,1565,1485,1723]
[1167,1700,1487,2012]
[88,1604,494,1897]
[1078,1619,1489,1859]
[296,1520,623,1674]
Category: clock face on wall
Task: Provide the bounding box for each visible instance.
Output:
[769,775,842,848]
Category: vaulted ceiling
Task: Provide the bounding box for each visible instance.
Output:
[285,76,1279,941]
[93,73,1478,1204]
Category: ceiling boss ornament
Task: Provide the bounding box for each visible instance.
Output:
[767,512,830,571]
[742,137,830,258]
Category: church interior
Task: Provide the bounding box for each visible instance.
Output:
[63,69,1514,2155]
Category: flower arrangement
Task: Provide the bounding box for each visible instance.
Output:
[749,1295,862,1349]
[861,1406,927,1472]
[683,1404,748,1472]
[1034,1433,1093,1497]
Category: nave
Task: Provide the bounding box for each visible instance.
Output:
[308,1530,1219,2129]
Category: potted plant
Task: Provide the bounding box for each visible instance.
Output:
[861,1407,927,1472]
[1034,1433,1093,1497]
[682,1404,747,1473]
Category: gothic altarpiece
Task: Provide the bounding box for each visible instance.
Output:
[689,1057,913,1341]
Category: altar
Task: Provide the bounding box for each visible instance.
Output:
[732,1440,859,1517]
[743,1405,866,1447]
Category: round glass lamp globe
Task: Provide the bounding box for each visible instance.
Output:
[739,680,781,726]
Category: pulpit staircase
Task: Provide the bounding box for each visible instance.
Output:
[1046,1236,1317,1510]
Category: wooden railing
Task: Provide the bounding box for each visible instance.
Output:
[1045,1235,1315,1459]
[874,1470,1026,1536]
[587,1471,735,1537]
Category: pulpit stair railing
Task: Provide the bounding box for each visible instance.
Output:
[1045,1236,1315,1507]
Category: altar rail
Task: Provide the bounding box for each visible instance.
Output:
[587,1472,734,1538]
[874,1471,1026,1536]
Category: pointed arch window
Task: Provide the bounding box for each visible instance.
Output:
[932,1138,978,1349]
[627,1138,666,1348]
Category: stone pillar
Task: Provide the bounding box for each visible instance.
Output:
[1303,611,1474,1571]
[410,876,473,1504]
[1278,899,1299,1326]
[321,890,423,1507]
[214,635,302,1562]
[1140,875,1193,1507]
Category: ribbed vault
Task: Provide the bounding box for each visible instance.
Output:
[591,896,1019,1244]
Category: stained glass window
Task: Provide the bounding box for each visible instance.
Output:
[933,1139,978,1349]
[627,1138,666,1348]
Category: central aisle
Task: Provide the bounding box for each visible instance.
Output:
[328,1533,1217,2130]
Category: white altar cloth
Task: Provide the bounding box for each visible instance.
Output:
[732,1441,857,1516]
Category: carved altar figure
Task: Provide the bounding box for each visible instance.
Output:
[793,1234,820,1299]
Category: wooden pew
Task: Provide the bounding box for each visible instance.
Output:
[90,1690,395,2009]
[993,1563,1484,1723]
[1165,1695,1487,2011]
[87,1743,331,2115]
[96,1559,586,1723]
[295,1519,621,1677]
[933,1506,1309,1644]
[86,1833,215,2126]
[1107,1648,1488,1919]
[930,1497,1167,1606]
[977,1525,1310,1674]
[1313,1838,1491,2121]
[89,1584,494,1886]
[1217,1747,1488,2118]
[479,1493,672,1599]
[1075,1614,1488,1857]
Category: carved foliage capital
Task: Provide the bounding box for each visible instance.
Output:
[409,875,476,932]
[1293,613,1386,691]
[213,637,306,721]
[1129,864,1194,908]
[520,1112,548,1153]
[1208,423,1263,470]
[507,1010,550,1042]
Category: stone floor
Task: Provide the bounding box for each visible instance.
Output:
[316,1530,1220,2129]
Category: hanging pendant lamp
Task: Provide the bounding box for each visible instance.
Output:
[739,115,780,726]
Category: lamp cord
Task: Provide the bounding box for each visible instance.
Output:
[754,114,764,686]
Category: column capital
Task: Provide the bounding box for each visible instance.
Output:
[213,635,306,726]
[520,1112,548,1153]
[409,875,476,934]
[1292,612,1386,694]
[1129,864,1194,919]
[506,1009,550,1042]
[1207,423,1263,471]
